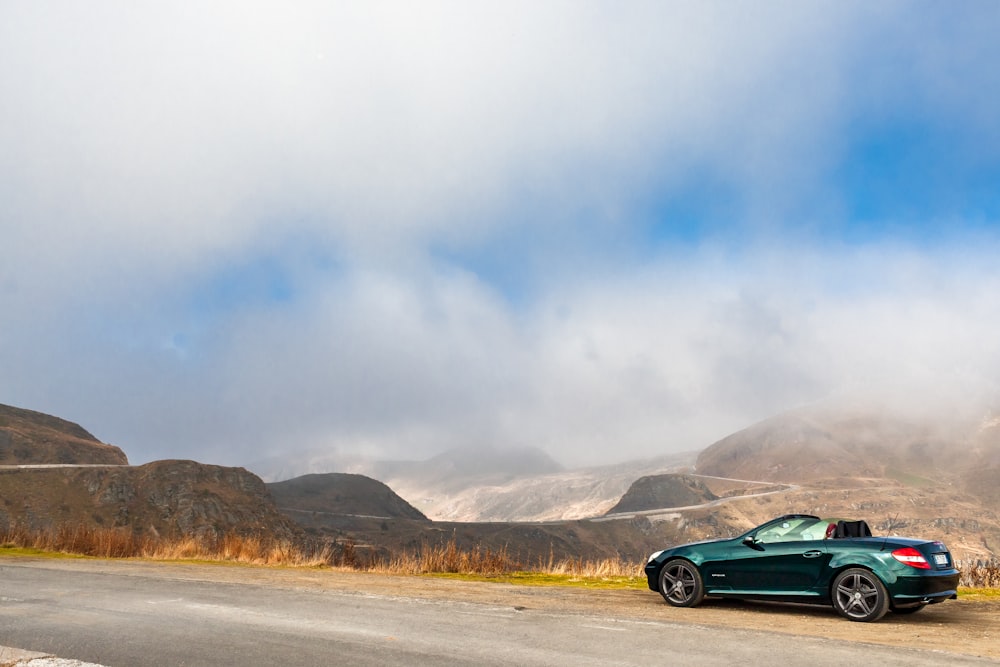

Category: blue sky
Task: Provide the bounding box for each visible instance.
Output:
[2,2,1000,472]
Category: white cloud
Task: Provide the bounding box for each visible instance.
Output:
[2,2,1000,467]
[0,2,875,266]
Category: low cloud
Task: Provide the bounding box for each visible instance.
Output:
[7,241,999,467]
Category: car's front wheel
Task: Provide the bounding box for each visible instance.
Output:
[832,568,889,622]
[658,559,705,607]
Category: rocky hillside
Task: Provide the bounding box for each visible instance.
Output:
[606,474,718,515]
[0,459,302,541]
[267,473,428,521]
[0,405,300,543]
[0,403,127,465]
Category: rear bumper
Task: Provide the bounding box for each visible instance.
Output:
[889,570,960,605]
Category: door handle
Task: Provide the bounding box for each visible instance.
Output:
[802,550,823,558]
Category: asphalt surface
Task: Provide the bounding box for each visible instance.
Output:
[0,559,994,666]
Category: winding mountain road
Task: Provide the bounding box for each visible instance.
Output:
[594,474,799,522]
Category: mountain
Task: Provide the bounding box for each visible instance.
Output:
[361,450,696,522]
[267,473,428,521]
[255,451,706,562]
[251,447,700,522]
[606,474,718,515]
[694,404,962,483]
[249,444,673,522]
[0,459,302,541]
[265,475,690,564]
[0,403,128,465]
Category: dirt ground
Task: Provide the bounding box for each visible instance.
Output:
[269,570,1000,661]
[25,559,998,662]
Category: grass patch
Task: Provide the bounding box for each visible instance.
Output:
[0,544,84,559]
[884,468,937,487]
[958,587,1000,599]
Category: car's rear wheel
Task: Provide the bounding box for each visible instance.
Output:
[832,568,889,622]
[658,559,705,607]
[892,603,927,615]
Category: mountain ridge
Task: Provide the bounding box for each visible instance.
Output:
[0,403,128,465]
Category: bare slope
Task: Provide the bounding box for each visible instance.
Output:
[0,403,127,465]
[0,460,302,542]
[963,414,1000,507]
[694,405,962,483]
[267,473,428,521]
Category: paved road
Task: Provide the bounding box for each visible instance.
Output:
[0,559,993,667]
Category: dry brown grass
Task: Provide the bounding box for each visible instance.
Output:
[0,524,636,578]
[365,540,515,576]
[958,560,1000,588]
[2,523,144,558]
[0,524,332,566]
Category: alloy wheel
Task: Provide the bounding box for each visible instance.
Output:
[833,568,889,622]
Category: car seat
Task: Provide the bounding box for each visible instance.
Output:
[834,520,873,538]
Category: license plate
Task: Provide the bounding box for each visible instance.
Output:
[933,553,949,566]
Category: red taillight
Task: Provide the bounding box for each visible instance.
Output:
[892,547,931,569]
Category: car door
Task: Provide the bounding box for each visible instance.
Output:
[711,519,832,594]
[723,539,830,593]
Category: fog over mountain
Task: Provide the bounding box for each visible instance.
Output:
[695,401,999,482]
[3,3,1000,468]
[251,446,695,522]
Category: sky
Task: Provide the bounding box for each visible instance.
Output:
[3,1,1000,470]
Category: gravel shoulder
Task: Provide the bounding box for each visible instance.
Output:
[8,557,998,661]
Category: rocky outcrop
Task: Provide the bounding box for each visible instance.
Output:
[0,403,127,465]
[606,474,718,514]
[0,460,302,542]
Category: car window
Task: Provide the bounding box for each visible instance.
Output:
[755,518,824,543]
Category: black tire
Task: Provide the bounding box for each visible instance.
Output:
[658,559,705,607]
[892,604,927,615]
[832,568,889,622]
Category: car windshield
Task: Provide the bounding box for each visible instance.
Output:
[754,517,827,543]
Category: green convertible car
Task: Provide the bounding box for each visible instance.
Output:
[644,514,960,622]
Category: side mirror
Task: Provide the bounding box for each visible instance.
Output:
[743,535,764,551]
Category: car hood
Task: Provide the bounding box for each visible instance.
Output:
[669,536,732,551]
